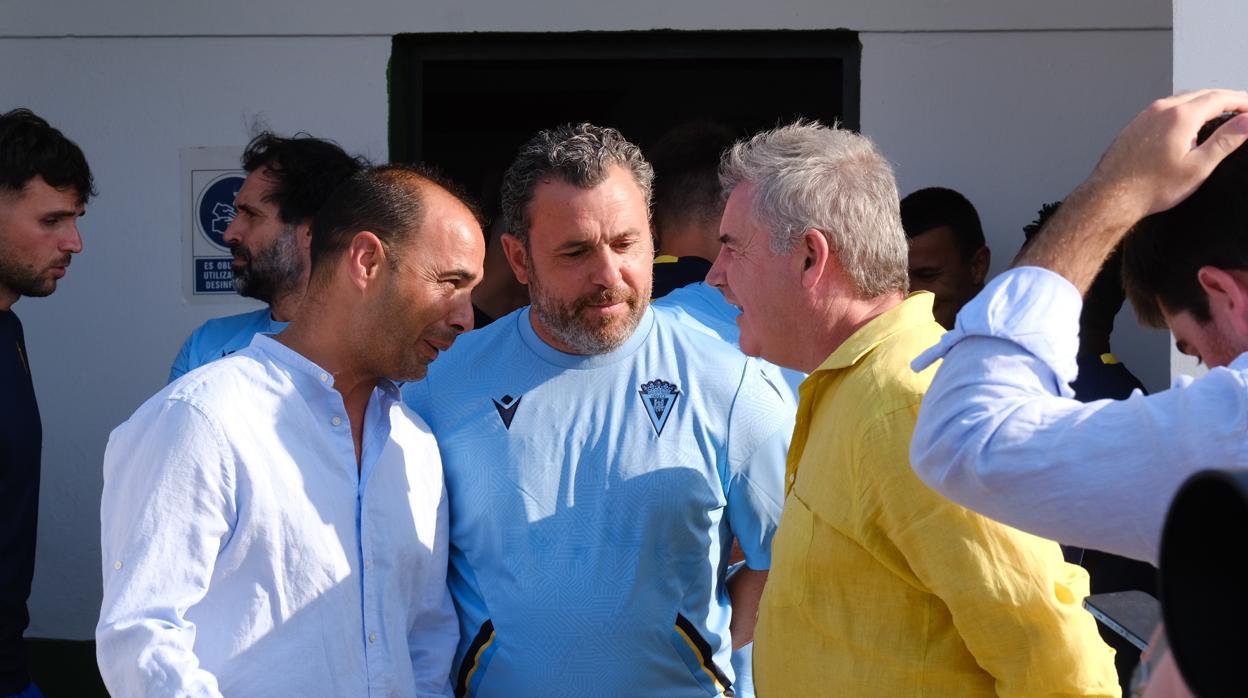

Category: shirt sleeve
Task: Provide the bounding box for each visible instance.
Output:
[865,408,1119,698]
[409,475,458,697]
[97,397,236,698]
[909,267,1248,565]
[725,359,793,570]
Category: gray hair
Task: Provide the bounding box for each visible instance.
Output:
[720,121,909,298]
[501,123,654,243]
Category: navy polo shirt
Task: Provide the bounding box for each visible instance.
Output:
[0,310,41,694]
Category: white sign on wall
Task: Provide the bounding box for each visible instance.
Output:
[181,147,245,301]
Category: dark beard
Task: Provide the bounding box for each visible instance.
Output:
[231,225,303,304]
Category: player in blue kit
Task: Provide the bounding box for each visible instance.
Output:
[169,132,366,381]
[405,123,791,697]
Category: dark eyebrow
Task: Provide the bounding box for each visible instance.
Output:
[236,203,262,216]
[441,268,479,284]
[718,233,734,246]
[553,239,592,253]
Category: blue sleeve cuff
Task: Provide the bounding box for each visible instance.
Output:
[911,267,1083,395]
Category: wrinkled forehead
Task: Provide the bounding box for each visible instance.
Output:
[527,173,650,243]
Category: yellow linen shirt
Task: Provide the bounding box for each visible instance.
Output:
[753,293,1118,697]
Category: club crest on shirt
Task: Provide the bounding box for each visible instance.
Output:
[492,394,522,430]
[638,379,680,436]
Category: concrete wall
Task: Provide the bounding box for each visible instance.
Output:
[862,29,1175,393]
[2,4,1172,640]
[1,36,391,639]
[2,0,1168,35]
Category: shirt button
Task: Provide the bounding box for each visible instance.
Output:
[368,632,377,644]
[331,416,342,427]
[788,473,796,483]
[319,372,329,383]
[364,559,371,570]
[113,561,123,570]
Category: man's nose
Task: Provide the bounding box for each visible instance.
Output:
[222,216,243,246]
[588,248,624,288]
[449,292,474,334]
[62,221,84,254]
[706,250,727,290]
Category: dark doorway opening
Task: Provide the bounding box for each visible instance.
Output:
[390,30,860,216]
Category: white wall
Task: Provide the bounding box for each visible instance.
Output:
[2,7,1173,640]
[1,36,390,639]
[862,29,1175,392]
[2,0,1168,35]
[1169,0,1248,380]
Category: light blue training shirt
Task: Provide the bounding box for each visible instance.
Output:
[405,305,792,697]
[655,282,806,403]
[168,307,288,383]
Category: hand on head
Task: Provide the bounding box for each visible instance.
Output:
[1089,89,1248,218]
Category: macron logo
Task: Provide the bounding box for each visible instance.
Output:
[492,394,522,430]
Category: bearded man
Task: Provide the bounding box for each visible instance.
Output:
[169,132,366,381]
[404,123,791,698]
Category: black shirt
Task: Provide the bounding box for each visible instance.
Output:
[0,310,40,693]
[651,256,712,300]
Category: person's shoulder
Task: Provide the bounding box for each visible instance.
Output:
[823,311,943,421]
[652,304,741,354]
[166,346,278,408]
[189,307,272,338]
[179,307,273,366]
[431,308,525,370]
[418,308,528,402]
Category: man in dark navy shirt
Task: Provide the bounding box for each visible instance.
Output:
[647,122,737,299]
[0,108,93,698]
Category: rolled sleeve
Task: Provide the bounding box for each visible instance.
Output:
[912,266,1083,395]
[910,268,1248,564]
[97,398,235,698]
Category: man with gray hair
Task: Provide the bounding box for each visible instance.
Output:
[405,122,791,697]
[705,121,1118,697]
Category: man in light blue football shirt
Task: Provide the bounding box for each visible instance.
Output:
[405,124,791,697]
[168,132,366,381]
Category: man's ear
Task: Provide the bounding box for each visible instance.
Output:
[501,233,531,286]
[1198,266,1248,335]
[346,231,387,291]
[296,219,313,250]
[799,228,831,290]
[970,245,991,286]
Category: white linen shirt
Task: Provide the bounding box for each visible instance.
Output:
[910,267,1248,565]
[97,334,457,697]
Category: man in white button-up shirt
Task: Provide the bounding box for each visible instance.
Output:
[97,165,484,697]
[910,89,1248,566]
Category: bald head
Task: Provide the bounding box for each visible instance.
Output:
[308,164,481,286]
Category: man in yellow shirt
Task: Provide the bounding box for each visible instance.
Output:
[705,122,1118,697]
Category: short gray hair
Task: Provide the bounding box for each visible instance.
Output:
[501,123,654,243]
[720,121,909,298]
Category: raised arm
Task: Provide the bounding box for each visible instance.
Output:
[1016,90,1248,292]
[910,91,1248,563]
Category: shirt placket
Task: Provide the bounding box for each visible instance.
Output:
[316,369,381,696]
[357,392,393,697]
